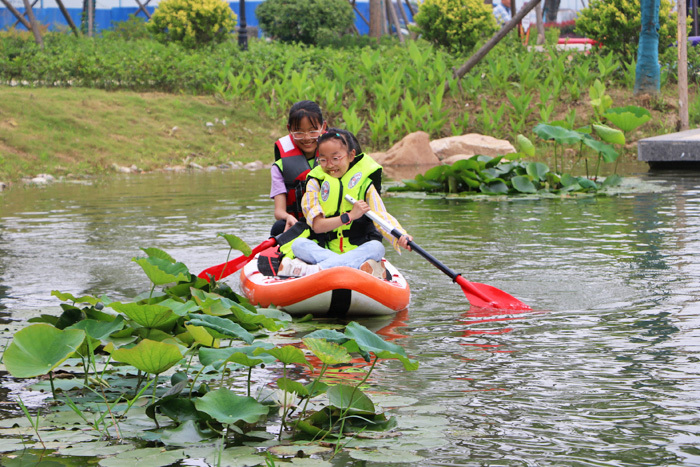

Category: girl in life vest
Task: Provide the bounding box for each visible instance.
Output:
[269,100,327,236]
[278,129,412,278]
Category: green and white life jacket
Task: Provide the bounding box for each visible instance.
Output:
[307,154,383,254]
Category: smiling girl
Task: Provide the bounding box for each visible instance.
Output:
[269,100,327,236]
[278,129,412,278]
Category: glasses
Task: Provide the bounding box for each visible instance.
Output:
[317,154,346,165]
[291,130,323,140]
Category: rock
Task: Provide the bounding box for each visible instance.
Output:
[113,164,133,174]
[369,131,440,166]
[188,162,204,170]
[430,134,516,161]
[243,161,264,170]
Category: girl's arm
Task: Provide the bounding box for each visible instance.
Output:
[271,165,297,229]
[365,185,412,252]
[302,180,369,234]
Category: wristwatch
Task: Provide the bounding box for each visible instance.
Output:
[340,213,351,225]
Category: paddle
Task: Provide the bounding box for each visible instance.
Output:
[345,195,531,311]
[198,221,311,281]
[198,237,277,281]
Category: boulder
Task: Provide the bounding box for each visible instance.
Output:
[369,131,440,166]
[430,134,516,160]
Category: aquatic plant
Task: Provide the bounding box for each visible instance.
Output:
[1,244,420,464]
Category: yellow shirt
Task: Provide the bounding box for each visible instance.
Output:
[302,179,408,253]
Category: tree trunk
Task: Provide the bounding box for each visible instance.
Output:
[386,0,404,43]
[55,0,80,36]
[543,0,560,23]
[535,0,545,44]
[634,0,661,95]
[21,0,43,48]
[369,0,382,38]
[0,0,32,30]
[446,0,541,92]
[678,0,689,130]
[87,0,94,37]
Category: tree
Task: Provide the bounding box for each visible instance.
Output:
[634,0,661,95]
[543,0,559,23]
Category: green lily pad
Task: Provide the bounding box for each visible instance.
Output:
[110,302,178,329]
[51,290,100,305]
[254,345,310,368]
[268,444,333,457]
[194,388,268,425]
[132,256,190,285]
[186,314,255,344]
[217,232,252,256]
[140,247,176,263]
[303,337,352,365]
[327,384,375,414]
[67,315,125,339]
[3,324,86,378]
[111,339,183,374]
[98,446,187,467]
[159,419,217,445]
[343,322,419,371]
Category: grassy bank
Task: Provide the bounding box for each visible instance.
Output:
[0,86,281,182]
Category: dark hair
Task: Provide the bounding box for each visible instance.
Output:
[318,128,362,154]
[287,100,324,131]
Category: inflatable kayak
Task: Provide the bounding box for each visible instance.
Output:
[239,258,410,317]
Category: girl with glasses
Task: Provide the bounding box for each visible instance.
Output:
[269,100,327,236]
[278,129,412,278]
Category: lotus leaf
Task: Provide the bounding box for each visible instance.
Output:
[111,339,183,374]
[604,105,651,133]
[51,290,99,305]
[480,180,509,194]
[533,123,583,145]
[68,315,125,339]
[512,175,537,193]
[110,302,178,329]
[582,137,619,163]
[303,337,352,365]
[343,322,419,371]
[186,314,254,344]
[199,342,275,369]
[526,162,549,181]
[3,324,86,378]
[184,323,220,347]
[327,384,375,414]
[592,124,625,145]
[194,388,268,425]
[254,345,310,368]
[217,232,252,256]
[140,247,176,263]
[132,256,190,285]
[516,134,535,156]
[277,377,310,396]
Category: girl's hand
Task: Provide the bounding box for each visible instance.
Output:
[349,200,370,221]
[398,234,413,251]
[284,214,298,231]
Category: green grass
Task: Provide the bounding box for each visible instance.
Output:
[0,87,282,181]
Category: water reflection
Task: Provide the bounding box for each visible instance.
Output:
[1,169,700,466]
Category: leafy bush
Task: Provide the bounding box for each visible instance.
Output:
[104,14,153,41]
[414,0,497,53]
[575,0,677,62]
[147,0,237,48]
[256,0,355,45]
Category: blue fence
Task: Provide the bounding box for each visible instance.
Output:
[0,2,414,36]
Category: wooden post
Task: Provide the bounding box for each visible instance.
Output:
[397,0,410,31]
[679,0,689,130]
[55,0,80,36]
[386,0,404,43]
[134,0,151,19]
[0,0,32,29]
[535,0,545,44]
[238,0,248,51]
[446,0,541,92]
[369,0,382,37]
[12,0,38,28]
[87,0,93,37]
[21,0,44,47]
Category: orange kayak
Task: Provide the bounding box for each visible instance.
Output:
[239,258,410,317]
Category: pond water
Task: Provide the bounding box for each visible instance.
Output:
[1,168,699,466]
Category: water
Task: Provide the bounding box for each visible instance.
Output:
[1,169,699,466]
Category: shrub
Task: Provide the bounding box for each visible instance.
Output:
[256,0,355,45]
[414,0,497,53]
[147,0,237,48]
[104,14,153,41]
[575,0,677,62]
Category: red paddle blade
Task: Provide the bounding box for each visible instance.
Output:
[198,238,277,281]
[455,276,531,311]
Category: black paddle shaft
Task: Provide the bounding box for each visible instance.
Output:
[388,228,460,282]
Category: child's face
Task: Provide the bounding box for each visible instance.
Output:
[318,139,355,178]
[289,117,325,158]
